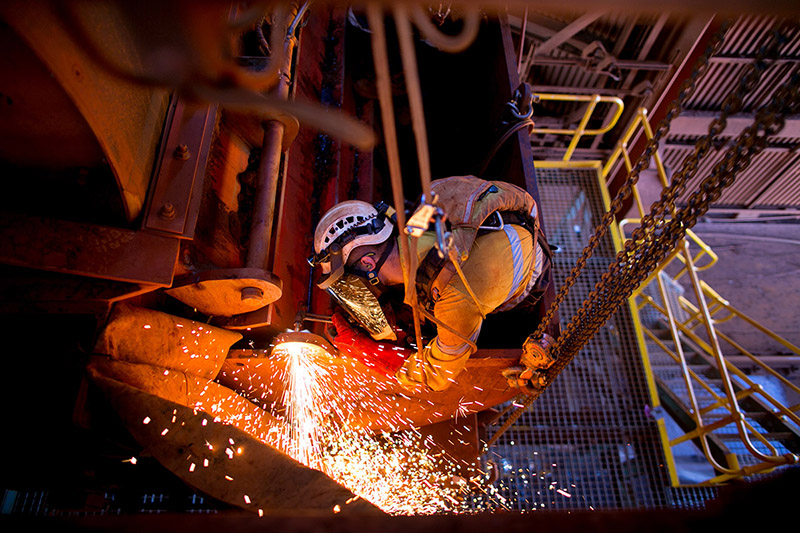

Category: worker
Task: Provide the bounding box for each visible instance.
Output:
[308,175,555,394]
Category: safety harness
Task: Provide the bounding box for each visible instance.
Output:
[413,176,553,314]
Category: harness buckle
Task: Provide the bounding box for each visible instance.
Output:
[478,211,505,231]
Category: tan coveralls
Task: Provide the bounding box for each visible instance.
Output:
[395,224,542,391]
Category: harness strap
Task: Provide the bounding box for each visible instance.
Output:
[448,246,486,320]
[416,307,478,353]
[417,209,544,311]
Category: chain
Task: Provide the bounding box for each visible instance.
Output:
[553,25,791,362]
[556,66,798,369]
[485,21,798,448]
[527,21,731,345]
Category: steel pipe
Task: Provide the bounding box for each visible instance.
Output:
[242,2,302,300]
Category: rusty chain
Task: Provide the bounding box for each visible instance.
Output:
[554,25,794,362]
[553,66,799,379]
[486,21,799,448]
[527,21,731,346]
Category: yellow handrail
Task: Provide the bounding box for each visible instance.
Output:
[530,93,624,161]
[535,92,800,484]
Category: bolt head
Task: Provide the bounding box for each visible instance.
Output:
[241,287,264,301]
[158,202,176,220]
[174,144,190,160]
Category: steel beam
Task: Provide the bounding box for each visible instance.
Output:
[532,11,606,57]
[0,213,179,287]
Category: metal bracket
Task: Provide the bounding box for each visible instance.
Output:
[143,97,218,239]
[405,203,438,238]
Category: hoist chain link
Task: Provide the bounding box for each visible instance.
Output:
[552,26,792,364]
[486,21,800,448]
[561,69,798,367]
[527,20,732,347]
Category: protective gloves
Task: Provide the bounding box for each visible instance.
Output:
[503,333,556,395]
[330,311,412,377]
[502,366,544,396]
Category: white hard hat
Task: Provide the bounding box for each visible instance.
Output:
[313,200,394,272]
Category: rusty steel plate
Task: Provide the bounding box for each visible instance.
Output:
[219,348,520,433]
[0,213,180,287]
[90,373,382,514]
[94,303,242,380]
[166,268,283,317]
[144,98,218,238]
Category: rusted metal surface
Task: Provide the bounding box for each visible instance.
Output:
[144,98,218,238]
[166,10,303,320]
[416,414,483,477]
[0,276,157,315]
[166,268,283,317]
[88,302,382,512]
[89,373,382,515]
[245,12,299,277]
[219,348,519,433]
[0,213,180,287]
[0,22,105,169]
[223,109,300,152]
[94,303,241,380]
[212,305,276,331]
[247,120,287,273]
[152,94,288,318]
[88,359,281,443]
[1,0,170,222]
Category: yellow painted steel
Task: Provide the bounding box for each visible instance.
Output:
[532,92,799,485]
[530,93,624,161]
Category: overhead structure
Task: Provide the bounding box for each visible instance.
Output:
[2,0,799,519]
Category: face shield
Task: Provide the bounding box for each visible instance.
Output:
[311,240,396,342]
[326,274,395,341]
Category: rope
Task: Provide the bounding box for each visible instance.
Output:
[394,5,433,201]
[367,4,425,360]
[369,6,482,360]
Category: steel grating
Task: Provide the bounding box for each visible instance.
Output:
[483,167,718,511]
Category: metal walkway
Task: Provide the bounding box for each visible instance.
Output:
[483,167,717,511]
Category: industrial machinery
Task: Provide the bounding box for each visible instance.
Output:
[1,0,798,520]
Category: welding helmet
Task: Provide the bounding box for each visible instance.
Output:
[309,201,397,341]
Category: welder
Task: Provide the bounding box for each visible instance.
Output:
[308,175,555,394]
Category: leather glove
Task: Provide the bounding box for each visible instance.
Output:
[503,333,556,395]
[502,366,544,396]
[331,310,411,377]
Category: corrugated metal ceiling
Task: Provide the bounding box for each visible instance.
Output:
[515,12,800,211]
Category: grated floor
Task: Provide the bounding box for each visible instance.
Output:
[483,167,718,511]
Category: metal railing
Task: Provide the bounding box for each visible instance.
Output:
[530,93,624,162]
[531,93,799,485]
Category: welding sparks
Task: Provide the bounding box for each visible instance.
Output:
[454,397,471,422]
[265,340,468,515]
